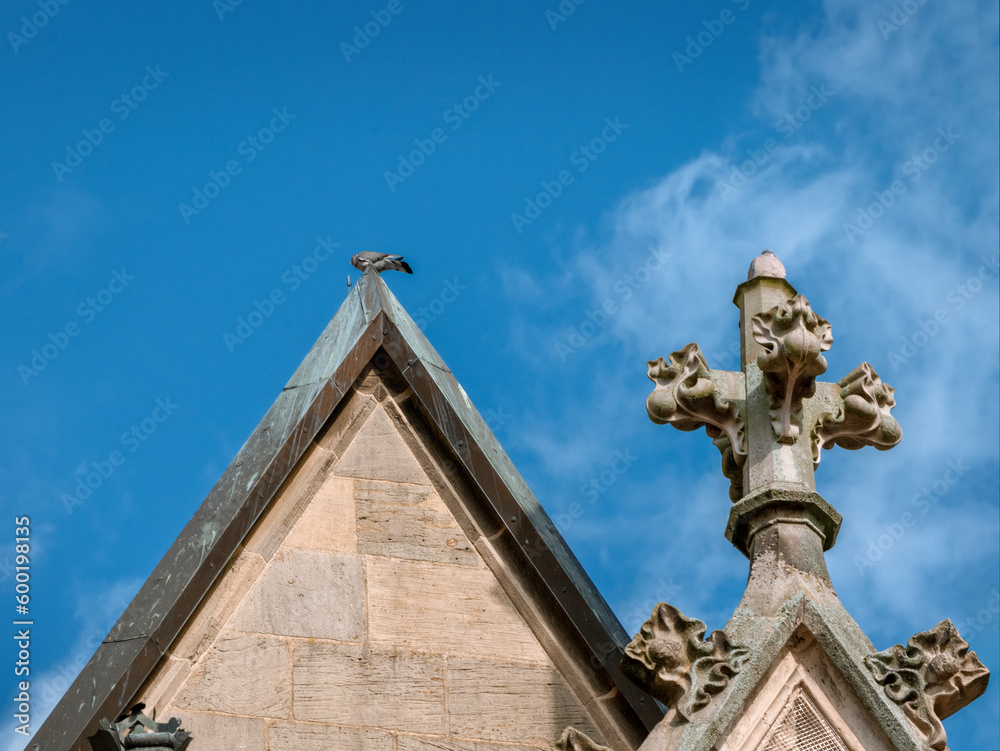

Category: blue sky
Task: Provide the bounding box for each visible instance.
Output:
[1,1,997,748]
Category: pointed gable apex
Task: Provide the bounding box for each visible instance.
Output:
[30,270,662,751]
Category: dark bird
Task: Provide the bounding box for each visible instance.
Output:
[351,251,412,274]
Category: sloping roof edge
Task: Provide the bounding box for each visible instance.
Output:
[30,270,662,751]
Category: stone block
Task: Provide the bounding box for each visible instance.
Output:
[397,736,546,751]
[284,474,357,553]
[269,722,392,751]
[244,443,338,561]
[356,495,476,566]
[335,407,429,485]
[231,549,364,641]
[171,547,266,662]
[354,478,433,505]
[168,711,265,751]
[367,557,548,662]
[447,656,600,745]
[173,631,290,718]
[292,642,445,732]
[136,656,191,712]
[315,391,378,457]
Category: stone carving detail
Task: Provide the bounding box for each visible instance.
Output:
[553,727,613,751]
[812,363,902,465]
[752,295,833,444]
[87,703,192,751]
[646,344,746,500]
[865,620,989,751]
[621,602,750,722]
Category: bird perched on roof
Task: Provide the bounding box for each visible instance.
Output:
[351,251,413,274]
[747,249,785,280]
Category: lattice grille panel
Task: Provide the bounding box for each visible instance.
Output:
[758,691,849,751]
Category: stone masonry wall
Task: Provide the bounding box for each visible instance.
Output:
[129,377,609,751]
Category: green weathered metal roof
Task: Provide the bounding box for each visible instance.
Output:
[29,269,663,751]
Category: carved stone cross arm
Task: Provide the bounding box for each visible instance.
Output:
[645,252,903,512]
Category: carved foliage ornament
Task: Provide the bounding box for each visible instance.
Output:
[812,362,902,465]
[647,343,746,500]
[865,620,989,751]
[553,727,613,751]
[752,295,832,444]
[621,603,750,722]
[87,703,192,751]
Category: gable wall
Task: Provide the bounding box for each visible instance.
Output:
[127,370,617,751]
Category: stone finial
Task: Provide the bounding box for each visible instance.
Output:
[747,249,786,280]
[621,603,750,722]
[866,620,989,751]
[646,344,746,500]
[87,704,192,751]
[752,295,833,444]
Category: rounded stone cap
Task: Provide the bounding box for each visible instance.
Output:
[726,487,842,558]
[747,250,786,280]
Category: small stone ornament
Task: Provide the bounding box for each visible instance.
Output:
[87,703,192,751]
[866,620,989,750]
[646,343,746,500]
[812,362,902,465]
[553,727,614,751]
[751,294,833,444]
[621,603,750,722]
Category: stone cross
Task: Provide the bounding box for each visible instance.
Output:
[646,251,902,556]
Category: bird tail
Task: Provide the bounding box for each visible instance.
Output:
[398,260,413,274]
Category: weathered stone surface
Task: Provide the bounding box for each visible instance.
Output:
[243,443,338,561]
[447,656,600,744]
[231,548,364,641]
[284,474,356,552]
[292,642,445,732]
[397,736,543,751]
[269,722,392,751]
[367,556,548,662]
[866,619,990,751]
[171,711,265,751]
[170,547,266,661]
[335,406,430,484]
[173,631,290,718]
[314,391,378,457]
[621,602,749,722]
[357,494,477,566]
[136,655,191,712]
[354,478,434,505]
